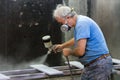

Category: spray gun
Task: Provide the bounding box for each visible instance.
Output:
[42,35,74,80]
[42,35,53,54]
[42,35,62,54]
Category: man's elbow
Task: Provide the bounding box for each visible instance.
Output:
[78,50,85,57]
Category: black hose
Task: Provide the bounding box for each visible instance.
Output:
[66,56,74,80]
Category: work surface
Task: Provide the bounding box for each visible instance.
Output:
[0,59,120,80]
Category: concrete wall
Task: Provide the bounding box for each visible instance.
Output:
[90,0,120,59]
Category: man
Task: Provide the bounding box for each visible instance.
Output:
[52,4,113,80]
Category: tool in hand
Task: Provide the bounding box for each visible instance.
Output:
[42,35,74,80]
[42,35,53,54]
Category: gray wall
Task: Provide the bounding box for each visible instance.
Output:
[90,0,120,59]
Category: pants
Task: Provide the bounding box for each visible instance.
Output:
[81,56,113,80]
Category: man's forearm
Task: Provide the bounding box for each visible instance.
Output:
[62,38,74,48]
[70,39,86,57]
[71,47,85,57]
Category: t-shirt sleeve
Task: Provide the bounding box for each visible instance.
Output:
[76,21,90,41]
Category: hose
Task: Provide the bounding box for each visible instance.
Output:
[66,56,74,80]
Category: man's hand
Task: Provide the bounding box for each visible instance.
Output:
[52,44,63,53]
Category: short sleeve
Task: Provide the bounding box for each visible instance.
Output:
[75,21,90,41]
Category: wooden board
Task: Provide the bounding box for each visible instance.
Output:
[0,73,10,80]
[30,64,63,76]
[65,61,84,69]
[112,58,120,64]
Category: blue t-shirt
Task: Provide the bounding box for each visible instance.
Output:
[74,15,109,65]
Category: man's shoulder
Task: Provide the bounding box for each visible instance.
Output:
[77,15,91,23]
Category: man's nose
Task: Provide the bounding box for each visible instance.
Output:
[64,20,67,24]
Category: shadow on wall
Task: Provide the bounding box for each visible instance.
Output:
[0,0,62,70]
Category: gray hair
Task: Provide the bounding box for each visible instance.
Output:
[53,4,77,18]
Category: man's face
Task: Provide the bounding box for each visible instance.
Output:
[55,16,74,27]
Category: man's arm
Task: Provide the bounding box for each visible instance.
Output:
[61,38,74,48]
[72,38,86,56]
[62,38,86,57]
[52,38,74,53]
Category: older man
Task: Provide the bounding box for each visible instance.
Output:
[52,4,113,80]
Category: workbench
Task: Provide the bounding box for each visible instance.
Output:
[0,58,120,80]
